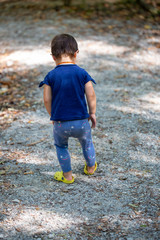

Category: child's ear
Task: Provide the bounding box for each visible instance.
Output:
[52,55,56,61]
[74,50,79,58]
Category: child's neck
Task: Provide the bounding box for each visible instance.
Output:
[56,55,75,66]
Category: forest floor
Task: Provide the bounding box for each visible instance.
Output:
[0,4,160,240]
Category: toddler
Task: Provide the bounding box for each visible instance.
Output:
[39,34,97,183]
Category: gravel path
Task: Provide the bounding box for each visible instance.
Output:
[0,9,160,240]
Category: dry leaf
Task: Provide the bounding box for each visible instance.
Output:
[144,25,151,29]
[108,25,114,29]
[128,203,139,208]
[24,171,34,175]
[0,170,6,175]
[27,120,32,123]
[97,225,103,231]
[134,211,141,215]
[140,224,147,228]
[15,227,21,232]
[26,137,47,146]
[101,217,108,223]
[119,176,127,180]
[24,103,30,107]
[115,74,126,79]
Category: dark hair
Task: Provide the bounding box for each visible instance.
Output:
[51,34,78,59]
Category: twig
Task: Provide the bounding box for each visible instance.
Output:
[26,137,48,146]
[0,80,11,86]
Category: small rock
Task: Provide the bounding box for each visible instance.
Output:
[12,199,20,203]
[0,234,4,239]
[48,233,55,239]
[118,167,124,172]
[101,217,108,223]
[111,219,120,226]
[21,78,28,82]
[91,205,101,209]
[119,176,127,180]
[0,86,9,94]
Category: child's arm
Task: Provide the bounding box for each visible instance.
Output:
[43,84,52,117]
[85,81,96,128]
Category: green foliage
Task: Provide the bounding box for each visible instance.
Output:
[63,0,72,7]
[0,0,159,21]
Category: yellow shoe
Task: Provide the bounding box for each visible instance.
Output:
[54,171,74,184]
[84,162,97,175]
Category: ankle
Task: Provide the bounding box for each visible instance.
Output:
[63,171,72,180]
[87,165,95,173]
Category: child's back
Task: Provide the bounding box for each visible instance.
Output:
[40,64,96,122]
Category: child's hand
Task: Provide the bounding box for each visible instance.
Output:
[89,114,96,128]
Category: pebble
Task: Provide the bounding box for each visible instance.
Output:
[48,233,55,239]
[12,199,20,203]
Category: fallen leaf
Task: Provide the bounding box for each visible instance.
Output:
[155,43,160,48]
[0,170,6,175]
[119,176,127,180]
[108,25,114,29]
[19,96,25,101]
[140,224,147,227]
[24,103,30,107]
[24,171,34,175]
[144,25,151,29]
[128,204,139,208]
[15,227,21,232]
[134,211,141,215]
[115,74,126,79]
[26,137,48,146]
[101,217,108,223]
[97,225,103,231]
[27,120,32,123]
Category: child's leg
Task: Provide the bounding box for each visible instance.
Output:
[54,119,96,177]
[53,122,72,174]
[78,120,96,168]
[55,145,72,173]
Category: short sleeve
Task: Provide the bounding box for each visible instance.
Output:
[83,70,96,85]
[39,74,50,87]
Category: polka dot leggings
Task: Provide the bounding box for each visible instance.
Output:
[53,119,96,173]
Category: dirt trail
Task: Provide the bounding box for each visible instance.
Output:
[0,8,160,240]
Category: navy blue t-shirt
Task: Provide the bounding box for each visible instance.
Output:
[39,64,96,121]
